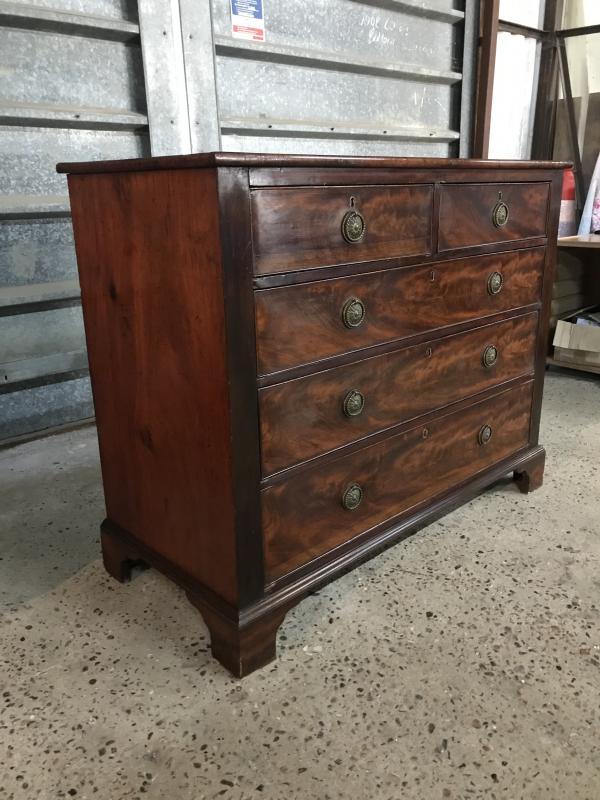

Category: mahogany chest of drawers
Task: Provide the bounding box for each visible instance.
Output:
[58,153,565,677]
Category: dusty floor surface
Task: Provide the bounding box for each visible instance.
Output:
[1,370,599,800]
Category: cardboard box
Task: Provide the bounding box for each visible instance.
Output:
[553,318,600,373]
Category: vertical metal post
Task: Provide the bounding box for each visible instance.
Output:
[557,37,585,214]
[530,0,563,159]
[459,0,480,157]
[179,0,221,151]
[473,0,500,158]
[138,0,193,155]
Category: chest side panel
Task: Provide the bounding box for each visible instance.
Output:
[68,168,239,605]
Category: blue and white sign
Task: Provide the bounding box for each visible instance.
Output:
[230,0,265,42]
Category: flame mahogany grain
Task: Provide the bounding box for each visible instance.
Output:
[262,381,534,580]
[438,182,549,251]
[255,248,545,376]
[251,184,433,274]
[259,313,538,476]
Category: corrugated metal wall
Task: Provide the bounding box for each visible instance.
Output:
[0,0,149,439]
[209,0,475,157]
[0,0,477,441]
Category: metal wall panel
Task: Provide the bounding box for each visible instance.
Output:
[1,306,84,361]
[7,0,138,19]
[1,128,148,196]
[203,0,470,157]
[0,0,150,439]
[0,377,92,440]
[0,222,75,286]
[210,0,459,72]
[3,30,146,109]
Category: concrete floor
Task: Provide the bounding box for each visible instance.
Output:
[1,370,599,800]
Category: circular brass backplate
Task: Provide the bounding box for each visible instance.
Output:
[342,209,366,244]
[492,199,509,228]
[343,389,365,417]
[487,271,504,296]
[342,297,366,328]
[482,344,498,369]
[478,424,493,445]
[342,483,363,511]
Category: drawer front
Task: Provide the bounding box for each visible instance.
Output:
[263,380,534,580]
[259,313,538,475]
[252,184,433,275]
[438,183,549,251]
[255,248,545,376]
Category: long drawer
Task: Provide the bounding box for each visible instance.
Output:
[262,380,534,580]
[255,248,545,375]
[259,313,538,475]
[251,184,433,275]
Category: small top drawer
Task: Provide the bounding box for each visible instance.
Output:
[438,182,549,251]
[251,184,433,275]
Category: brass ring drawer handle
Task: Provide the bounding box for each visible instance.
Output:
[341,196,366,244]
[482,344,498,369]
[487,271,504,295]
[492,192,509,228]
[343,389,365,417]
[342,483,363,511]
[478,424,493,445]
[342,297,366,328]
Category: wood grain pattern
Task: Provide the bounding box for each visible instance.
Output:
[251,184,433,274]
[216,167,265,605]
[255,248,545,376]
[514,447,545,493]
[259,313,538,475]
[530,172,564,445]
[438,182,549,250]
[68,168,239,605]
[262,381,534,580]
[187,592,297,678]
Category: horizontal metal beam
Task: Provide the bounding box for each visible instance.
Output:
[498,19,547,39]
[557,23,600,38]
[0,295,81,318]
[0,1,140,42]
[0,280,81,310]
[0,350,89,394]
[349,0,464,24]
[220,118,460,143]
[0,195,71,221]
[0,101,148,132]
[0,416,95,450]
[214,36,462,85]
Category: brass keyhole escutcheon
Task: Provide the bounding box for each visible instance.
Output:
[478,424,493,445]
[343,389,365,417]
[342,483,363,511]
[492,191,509,228]
[341,196,366,244]
[482,344,498,369]
[342,297,366,328]
[487,271,504,296]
